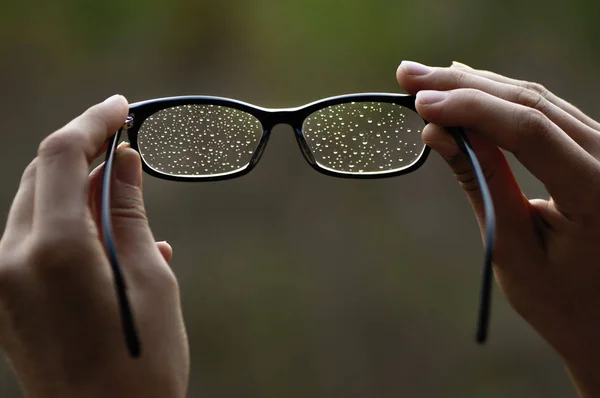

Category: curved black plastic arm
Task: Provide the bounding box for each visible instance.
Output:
[449,127,496,343]
[101,131,142,358]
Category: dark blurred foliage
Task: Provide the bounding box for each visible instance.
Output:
[1,0,599,396]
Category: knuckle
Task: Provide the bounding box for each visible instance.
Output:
[465,87,483,99]
[20,158,38,182]
[459,88,485,106]
[524,81,549,97]
[514,87,545,111]
[137,263,180,295]
[516,108,552,142]
[111,193,148,222]
[82,107,111,136]
[37,130,79,158]
[159,268,180,293]
[452,163,495,193]
[453,70,471,88]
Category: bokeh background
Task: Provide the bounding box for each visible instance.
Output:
[1,0,599,396]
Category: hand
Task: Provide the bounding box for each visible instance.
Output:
[0,95,189,398]
[397,61,600,397]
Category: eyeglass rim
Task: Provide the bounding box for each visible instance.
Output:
[124,93,431,182]
[127,92,419,122]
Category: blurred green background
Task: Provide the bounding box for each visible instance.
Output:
[1,0,599,396]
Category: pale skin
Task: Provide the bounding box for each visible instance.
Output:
[0,96,189,397]
[0,61,598,397]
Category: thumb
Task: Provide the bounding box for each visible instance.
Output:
[111,147,166,278]
[423,124,535,269]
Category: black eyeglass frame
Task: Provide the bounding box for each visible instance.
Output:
[125,93,430,181]
[102,93,495,357]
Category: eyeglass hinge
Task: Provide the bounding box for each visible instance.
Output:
[121,114,135,131]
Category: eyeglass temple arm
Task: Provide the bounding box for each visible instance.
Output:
[102,131,142,357]
[448,127,496,344]
[101,125,491,351]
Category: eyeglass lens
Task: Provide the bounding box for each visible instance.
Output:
[138,104,264,177]
[302,102,425,174]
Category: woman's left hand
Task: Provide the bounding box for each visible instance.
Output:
[397,60,600,398]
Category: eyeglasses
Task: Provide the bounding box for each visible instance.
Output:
[101,93,495,357]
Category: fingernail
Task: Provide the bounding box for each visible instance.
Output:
[115,149,141,186]
[400,60,432,76]
[451,61,472,69]
[416,90,448,105]
[426,140,459,158]
[103,94,122,103]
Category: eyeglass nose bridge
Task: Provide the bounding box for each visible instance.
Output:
[259,108,306,131]
[252,109,317,165]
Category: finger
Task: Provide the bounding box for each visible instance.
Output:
[423,124,542,268]
[450,61,600,132]
[4,158,38,237]
[109,147,171,281]
[416,89,600,218]
[397,61,600,155]
[34,95,128,232]
[156,241,173,263]
[88,143,131,231]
